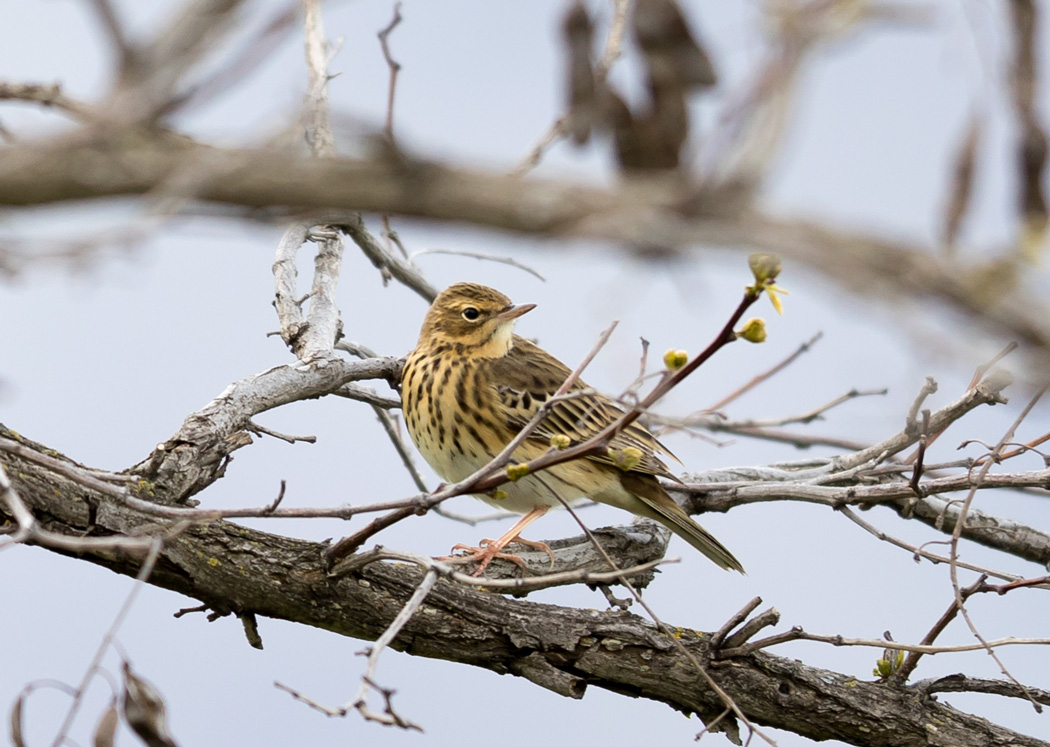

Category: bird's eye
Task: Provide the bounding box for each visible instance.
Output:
[462,307,480,321]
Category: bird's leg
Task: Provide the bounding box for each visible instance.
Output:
[443,506,552,577]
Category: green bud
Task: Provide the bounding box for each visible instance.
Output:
[663,349,688,371]
[748,253,782,285]
[609,446,644,471]
[737,318,767,343]
[506,463,530,481]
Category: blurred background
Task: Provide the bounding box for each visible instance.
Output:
[2,1,1048,745]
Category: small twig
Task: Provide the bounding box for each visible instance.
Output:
[595,584,632,610]
[673,387,886,432]
[718,627,807,658]
[595,0,630,78]
[511,117,569,175]
[908,409,931,497]
[376,3,404,266]
[720,628,1050,659]
[87,0,133,67]
[50,537,164,747]
[349,567,435,730]
[511,0,629,175]
[836,506,1018,582]
[985,575,1050,593]
[905,377,938,435]
[0,461,162,556]
[554,500,772,745]
[173,604,210,619]
[337,212,437,302]
[696,425,868,452]
[721,608,781,651]
[968,341,1019,389]
[0,82,95,121]
[239,611,264,650]
[707,332,823,412]
[372,409,429,493]
[332,382,402,409]
[410,248,547,281]
[247,420,317,444]
[264,481,287,514]
[914,674,1050,705]
[948,384,1048,713]
[377,2,403,147]
[892,576,988,684]
[710,597,763,649]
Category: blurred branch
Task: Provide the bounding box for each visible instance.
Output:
[0,82,96,122]
[1007,0,1049,262]
[3,136,1047,372]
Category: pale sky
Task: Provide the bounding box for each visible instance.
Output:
[2,2,1048,746]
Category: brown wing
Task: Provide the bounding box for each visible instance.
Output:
[486,336,679,479]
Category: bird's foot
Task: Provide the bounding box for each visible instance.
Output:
[442,543,527,576]
[441,536,555,578]
[490,536,556,570]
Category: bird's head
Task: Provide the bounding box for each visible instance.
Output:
[417,282,535,357]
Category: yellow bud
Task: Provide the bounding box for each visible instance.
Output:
[873,649,905,680]
[663,349,688,371]
[737,318,767,343]
[549,434,571,449]
[490,488,508,501]
[506,463,530,481]
[609,446,644,471]
[748,253,782,285]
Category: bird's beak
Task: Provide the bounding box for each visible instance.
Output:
[498,303,536,321]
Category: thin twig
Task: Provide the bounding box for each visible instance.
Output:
[410,248,547,281]
[836,506,1019,582]
[720,628,1050,659]
[948,384,1048,712]
[554,501,774,745]
[707,332,823,411]
[377,3,405,265]
[908,409,931,496]
[50,538,164,747]
[377,2,403,147]
[511,0,630,175]
[350,568,435,730]
[711,597,763,649]
[247,420,317,444]
[893,576,988,683]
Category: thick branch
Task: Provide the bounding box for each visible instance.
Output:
[127,354,400,502]
[3,132,1049,369]
[1,430,1046,747]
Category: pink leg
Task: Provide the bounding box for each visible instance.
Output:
[446,506,552,577]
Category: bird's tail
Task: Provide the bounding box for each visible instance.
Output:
[621,473,745,573]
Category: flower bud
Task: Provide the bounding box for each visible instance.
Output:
[737,318,767,343]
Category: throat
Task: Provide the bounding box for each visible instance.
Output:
[473,324,515,358]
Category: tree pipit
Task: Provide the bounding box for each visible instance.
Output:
[402,282,743,575]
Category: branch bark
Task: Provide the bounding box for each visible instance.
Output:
[1,426,1046,747]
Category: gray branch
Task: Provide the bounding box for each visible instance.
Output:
[2,429,1045,747]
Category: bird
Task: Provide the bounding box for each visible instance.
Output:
[400,282,744,574]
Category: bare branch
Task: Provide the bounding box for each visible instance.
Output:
[0,81,95,122]
[410,248,546,282]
